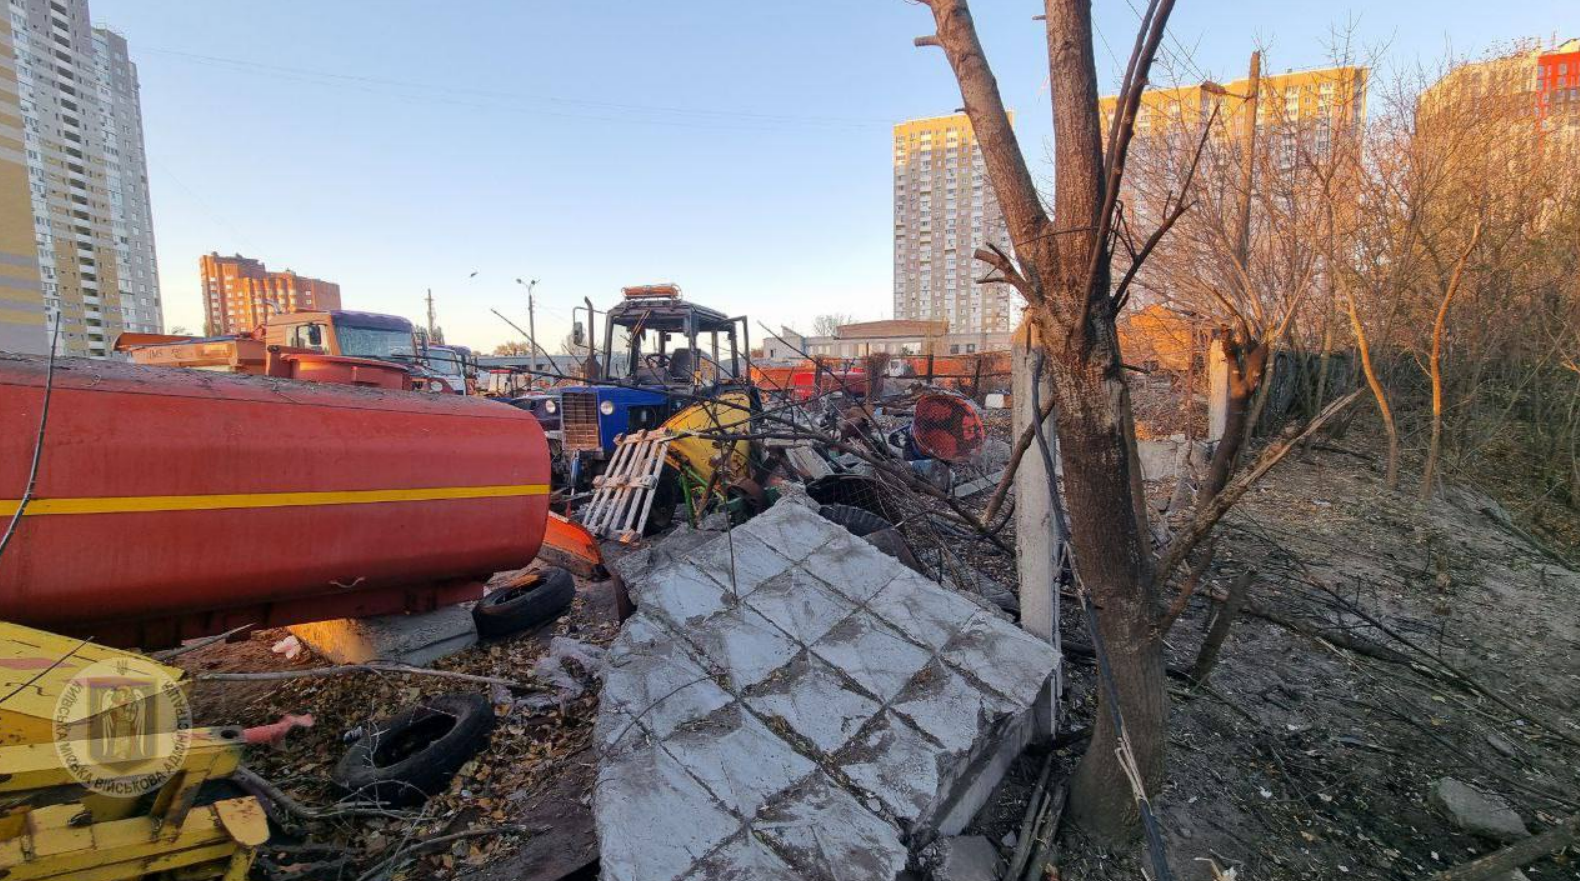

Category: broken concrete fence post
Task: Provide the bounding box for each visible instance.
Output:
[1011,318,1060,736]
[1208,335,1230,444]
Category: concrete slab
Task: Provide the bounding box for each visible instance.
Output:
[633,564,732,631]
[287,604,476,666]
[800,531,902,604]
[837,710,946,821]
[810,612,933,704]
[940,614,1063,707]
[681,830,802,881]
[928,835,1001,881]
[865,571,980,651]
[754,773,908,880]
[743,568,859,647]
[599,619,734,742]
[890,661,1014,755]
[662,704,817,817]
[688,607,802,692]
[595,502,1061,880]
[683,530,797,599]
[745,653,882,756]
[596,744,743,881]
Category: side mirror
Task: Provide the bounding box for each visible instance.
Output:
[307,325,323,347]
[572,321,585,346]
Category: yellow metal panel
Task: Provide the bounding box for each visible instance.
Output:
[0,623,187,747]
[0,728,245,793]
[662,391,753,484]
[26,806,91,856]
[0,803,254,880]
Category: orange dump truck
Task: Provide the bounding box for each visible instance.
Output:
[117,311,454,392]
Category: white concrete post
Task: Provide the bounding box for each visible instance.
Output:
[1011,320,1060,736]
[1207,336,1230,443]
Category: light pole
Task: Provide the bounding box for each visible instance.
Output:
[515,278,538,369]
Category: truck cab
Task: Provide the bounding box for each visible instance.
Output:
[262,310,419,362]
[424,343,477,395]
[552,284,753,488]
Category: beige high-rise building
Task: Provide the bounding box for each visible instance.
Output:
[0,0,159,357]
[892,113,1013,336]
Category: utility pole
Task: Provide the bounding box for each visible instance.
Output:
[1232,50,1261,272]
[425,288,437,341]
[515,278,539,367]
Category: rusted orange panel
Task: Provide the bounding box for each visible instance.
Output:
[540,512,604,578]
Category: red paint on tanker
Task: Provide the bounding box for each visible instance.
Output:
[0,354,549,647]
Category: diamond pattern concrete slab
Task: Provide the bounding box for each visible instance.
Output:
[596,502,1060,879]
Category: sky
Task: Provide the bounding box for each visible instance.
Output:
[91,0,1573,354]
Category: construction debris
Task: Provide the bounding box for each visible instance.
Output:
[593,501,1059,880]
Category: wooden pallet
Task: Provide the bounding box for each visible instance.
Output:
[581,430,675,543]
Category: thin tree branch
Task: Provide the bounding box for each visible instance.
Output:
[1151,389,1363,596]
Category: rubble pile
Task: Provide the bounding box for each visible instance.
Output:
[593,501,1060,880]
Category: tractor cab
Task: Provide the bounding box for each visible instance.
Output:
[599,283,749,391]
[552,284,754,492]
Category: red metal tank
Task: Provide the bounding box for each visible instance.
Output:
[0,354,550,648]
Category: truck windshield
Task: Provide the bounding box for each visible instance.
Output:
[429,352,465,376]
[335,322,414,360]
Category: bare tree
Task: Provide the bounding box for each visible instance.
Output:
[913,0,1179,842]
[812,313,855,337]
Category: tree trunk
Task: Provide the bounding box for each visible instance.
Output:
[1421,222,1480,502]
[918,0,1176,844]
[1344,291,1399,488]
[1042,314,1166,839]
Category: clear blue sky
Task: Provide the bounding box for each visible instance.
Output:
[92,0,1571,353]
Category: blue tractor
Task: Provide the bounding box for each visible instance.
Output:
[551,284,755,496]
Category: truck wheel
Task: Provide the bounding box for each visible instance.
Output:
[642,465,682,535]
[472,567,575,638]
[332,693,495,807]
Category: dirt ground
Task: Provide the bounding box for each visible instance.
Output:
[171,417,1578,881]
[972,431,1580,880]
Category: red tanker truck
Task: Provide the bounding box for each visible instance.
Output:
[0,353,551,648]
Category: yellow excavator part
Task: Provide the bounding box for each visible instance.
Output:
[0,622,189,748]
[661,391,752,485]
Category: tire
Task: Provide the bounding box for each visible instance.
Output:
[818,505,925,574]
[472,567,575,638]
[332,693,496,807]
[642,465,681,536]
[817,504,892,538]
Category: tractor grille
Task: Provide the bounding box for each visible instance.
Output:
[561,391,600,452]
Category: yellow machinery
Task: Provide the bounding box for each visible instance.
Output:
[0,623,268,880]
[662,390,752,487]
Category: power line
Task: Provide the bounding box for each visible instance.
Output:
[140,47,892,132]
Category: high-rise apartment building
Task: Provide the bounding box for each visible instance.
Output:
[1423,38,1579,135]
[1098,65,1367,236]
[892,113,1013,336]
[0,0,160,357]
[200,252,341,335]
[1099,65,1368,148]
[1536,39,1580,129]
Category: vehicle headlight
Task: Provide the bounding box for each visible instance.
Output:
[544,400,558,414]
[599,400,616,416]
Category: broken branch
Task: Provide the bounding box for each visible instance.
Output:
[1432,813,1580,881]
[1152,389,1362,596]
[200,662,535,690]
